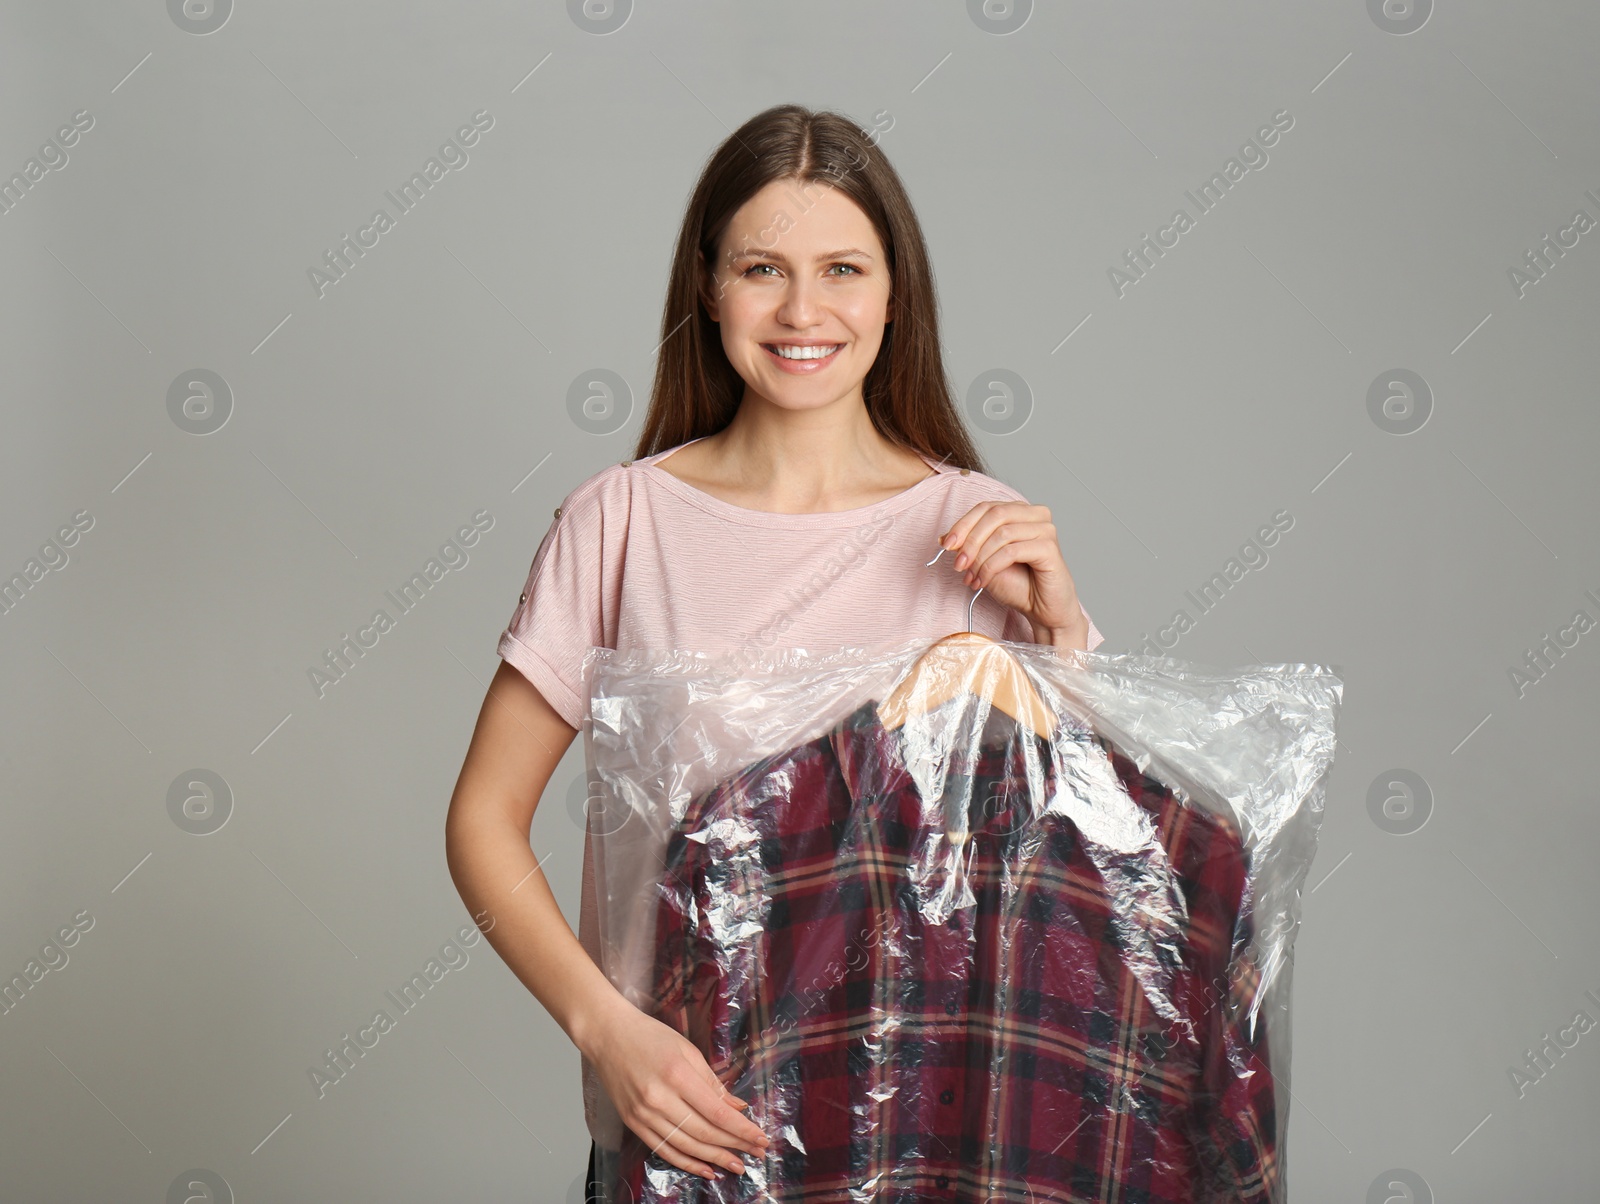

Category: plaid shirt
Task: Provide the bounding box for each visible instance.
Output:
[611,695,1279,1203]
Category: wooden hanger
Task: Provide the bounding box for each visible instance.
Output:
[877,546,1059,739]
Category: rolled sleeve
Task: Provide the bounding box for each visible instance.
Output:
[497,483,611,730]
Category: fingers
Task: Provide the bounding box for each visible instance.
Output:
[938,500,1001,555]
[628,1057,770,1182]
[644,1109,752,1179]
[674,1035,769,1151]
[654,1073,766,1161]
[958,525,1057,588]
[603,1011,772,1182]
[681,1069,769,1152]
[941,503,1051,577]
[962,539,1022,587]
[636,1110,732,1180]
[637,1094,761,1180]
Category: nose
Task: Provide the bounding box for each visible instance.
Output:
[775,275,824,328]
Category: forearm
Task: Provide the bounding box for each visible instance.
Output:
[445,811,628,1058]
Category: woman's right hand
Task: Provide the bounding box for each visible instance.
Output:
[588,1003,771,1180]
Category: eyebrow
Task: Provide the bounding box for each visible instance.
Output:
[730,247,874,264]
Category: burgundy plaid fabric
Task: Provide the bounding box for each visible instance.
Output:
[610,695,1279,1202]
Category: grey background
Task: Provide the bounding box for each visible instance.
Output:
[3,1,1596,1200]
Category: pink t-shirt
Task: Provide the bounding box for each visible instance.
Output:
[495,435,1104,1145]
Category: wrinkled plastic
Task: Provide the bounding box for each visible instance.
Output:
[578,636,1342,1203]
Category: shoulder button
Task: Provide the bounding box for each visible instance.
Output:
[553,506,563,519]
[621,460,634,468]
[519,591,527,604]
[959,467,970,475]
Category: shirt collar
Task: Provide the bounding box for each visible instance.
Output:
[829,691,1061,813]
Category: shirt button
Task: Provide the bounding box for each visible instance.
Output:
[945,1000,959,1016]
[939,1088,954,1105]
[519,592,527,604]
[958,468,969,475]
[621,460,633,467]
[553,506,563,518]
[935,1174,950,1189]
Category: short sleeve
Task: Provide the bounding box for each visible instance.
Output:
[496,484,613,729]
[1001,601,1105,651]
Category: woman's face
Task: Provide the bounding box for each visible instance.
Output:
[703,177,893,415]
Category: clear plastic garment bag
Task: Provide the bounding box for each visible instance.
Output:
[579,631,1342,1204]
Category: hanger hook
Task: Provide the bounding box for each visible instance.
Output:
[925,545,983,633]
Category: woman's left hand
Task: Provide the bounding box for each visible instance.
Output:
[939,500,1089,647]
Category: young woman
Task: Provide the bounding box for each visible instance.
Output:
[445,103,1103,1193]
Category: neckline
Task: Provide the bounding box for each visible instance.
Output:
[635,436,959,530]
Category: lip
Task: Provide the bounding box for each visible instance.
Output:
[761,341,844,374]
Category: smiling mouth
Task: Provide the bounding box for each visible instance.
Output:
[762,343,843,361]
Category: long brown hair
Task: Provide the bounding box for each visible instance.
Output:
[630,103,990,475]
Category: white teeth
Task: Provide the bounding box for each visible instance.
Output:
[768,344,841,360]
